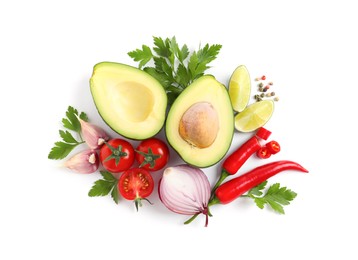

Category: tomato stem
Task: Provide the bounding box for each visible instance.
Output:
[135,148,161,169]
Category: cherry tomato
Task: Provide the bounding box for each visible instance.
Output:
[99,139,135,173]
[118,168,154,210]
[256,146,271,159]
[266,140,281,154]
[135,138,170,171]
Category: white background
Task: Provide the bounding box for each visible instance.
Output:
[1,0,357,259]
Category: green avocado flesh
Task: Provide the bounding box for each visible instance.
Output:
[166,75,234,168]
[90,62,167,140]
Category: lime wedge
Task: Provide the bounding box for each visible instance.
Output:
[229,65,251,112]
[234,100,274,132]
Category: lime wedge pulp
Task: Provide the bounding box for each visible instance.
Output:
[228,65,251,112]
[234,100,274,132]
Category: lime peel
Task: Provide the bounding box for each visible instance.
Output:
[234,100,274,132]
[229,65,251,112]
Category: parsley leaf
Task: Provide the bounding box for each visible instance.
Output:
[88,171,119,204]
[128,36,222,106]
[48,106,87,160]
[59,130,78,144]
[245,182,297,214]
[48,141,78,160]
[128,45,153,69]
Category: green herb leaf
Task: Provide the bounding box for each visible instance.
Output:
[88,171,119,204]
[88,179,115,197]
[100,170,117,182]
[153,36,171,58]
[128,36,222,105]
[48,141,78,160]
[62,106,81,132]
[59,130,78,144]
[111,186,119,204]
[48,106,87,160]
[143,67,171,88]
[127,45,153,69]
[79,112,88,122]
[197,44,222,64]
[248,181,267,197]
[246,182,297,214]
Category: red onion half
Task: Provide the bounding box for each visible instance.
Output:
[159,165,211,226]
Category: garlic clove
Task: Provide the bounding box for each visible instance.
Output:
[64,150,99,174]
[79,118,109,150]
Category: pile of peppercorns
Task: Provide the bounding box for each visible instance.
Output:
[254,75,279,102]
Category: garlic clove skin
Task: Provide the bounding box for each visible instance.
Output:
[79,118,109,150]
[64,150,99,174]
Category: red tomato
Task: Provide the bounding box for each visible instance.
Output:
[135,138,170,171]
[118,168,154,210]
[99,139,135,173]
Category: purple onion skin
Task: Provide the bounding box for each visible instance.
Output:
[158,164,211,226]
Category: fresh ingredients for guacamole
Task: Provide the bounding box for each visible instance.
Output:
[119,168,154,211]
[48,106,89,160]
[229,65,251,112]
[234,100,274,132]
[165,75,234,168]
[49,36,309,227]
[159,165,211,227]
[135,138,170,171]
[210,161,308,206]
[88,171,120,204]
[212,134,261,192]
[99,139,135,173]
[78,118,109,150]
[90,62,167,140]
[64,149,99,173]
[128,36,222,105]
[256,146,272,159]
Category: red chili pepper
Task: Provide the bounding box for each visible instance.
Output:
[266,140,280,154]
[212,160,308,205]
[255,127,271,140]
[256,146,271,159]
[211,136,261,192]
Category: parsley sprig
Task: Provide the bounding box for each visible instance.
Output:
[128,36,222,105]
[48,106,88,160]
[244,181,297,214]
[88,171,119,204]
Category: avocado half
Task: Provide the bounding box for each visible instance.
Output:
[166,75,234,168]
[90,62,167,140]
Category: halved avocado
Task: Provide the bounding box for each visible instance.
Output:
[165,75,234,168]
[90,62,167,140]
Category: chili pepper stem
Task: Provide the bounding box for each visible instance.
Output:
[208,195,221,207]
[211,170,230,196]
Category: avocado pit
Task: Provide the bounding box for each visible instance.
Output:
[179,102,219,148]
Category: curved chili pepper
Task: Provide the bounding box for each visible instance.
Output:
[211,160,308,205]
[211,136,261,192]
